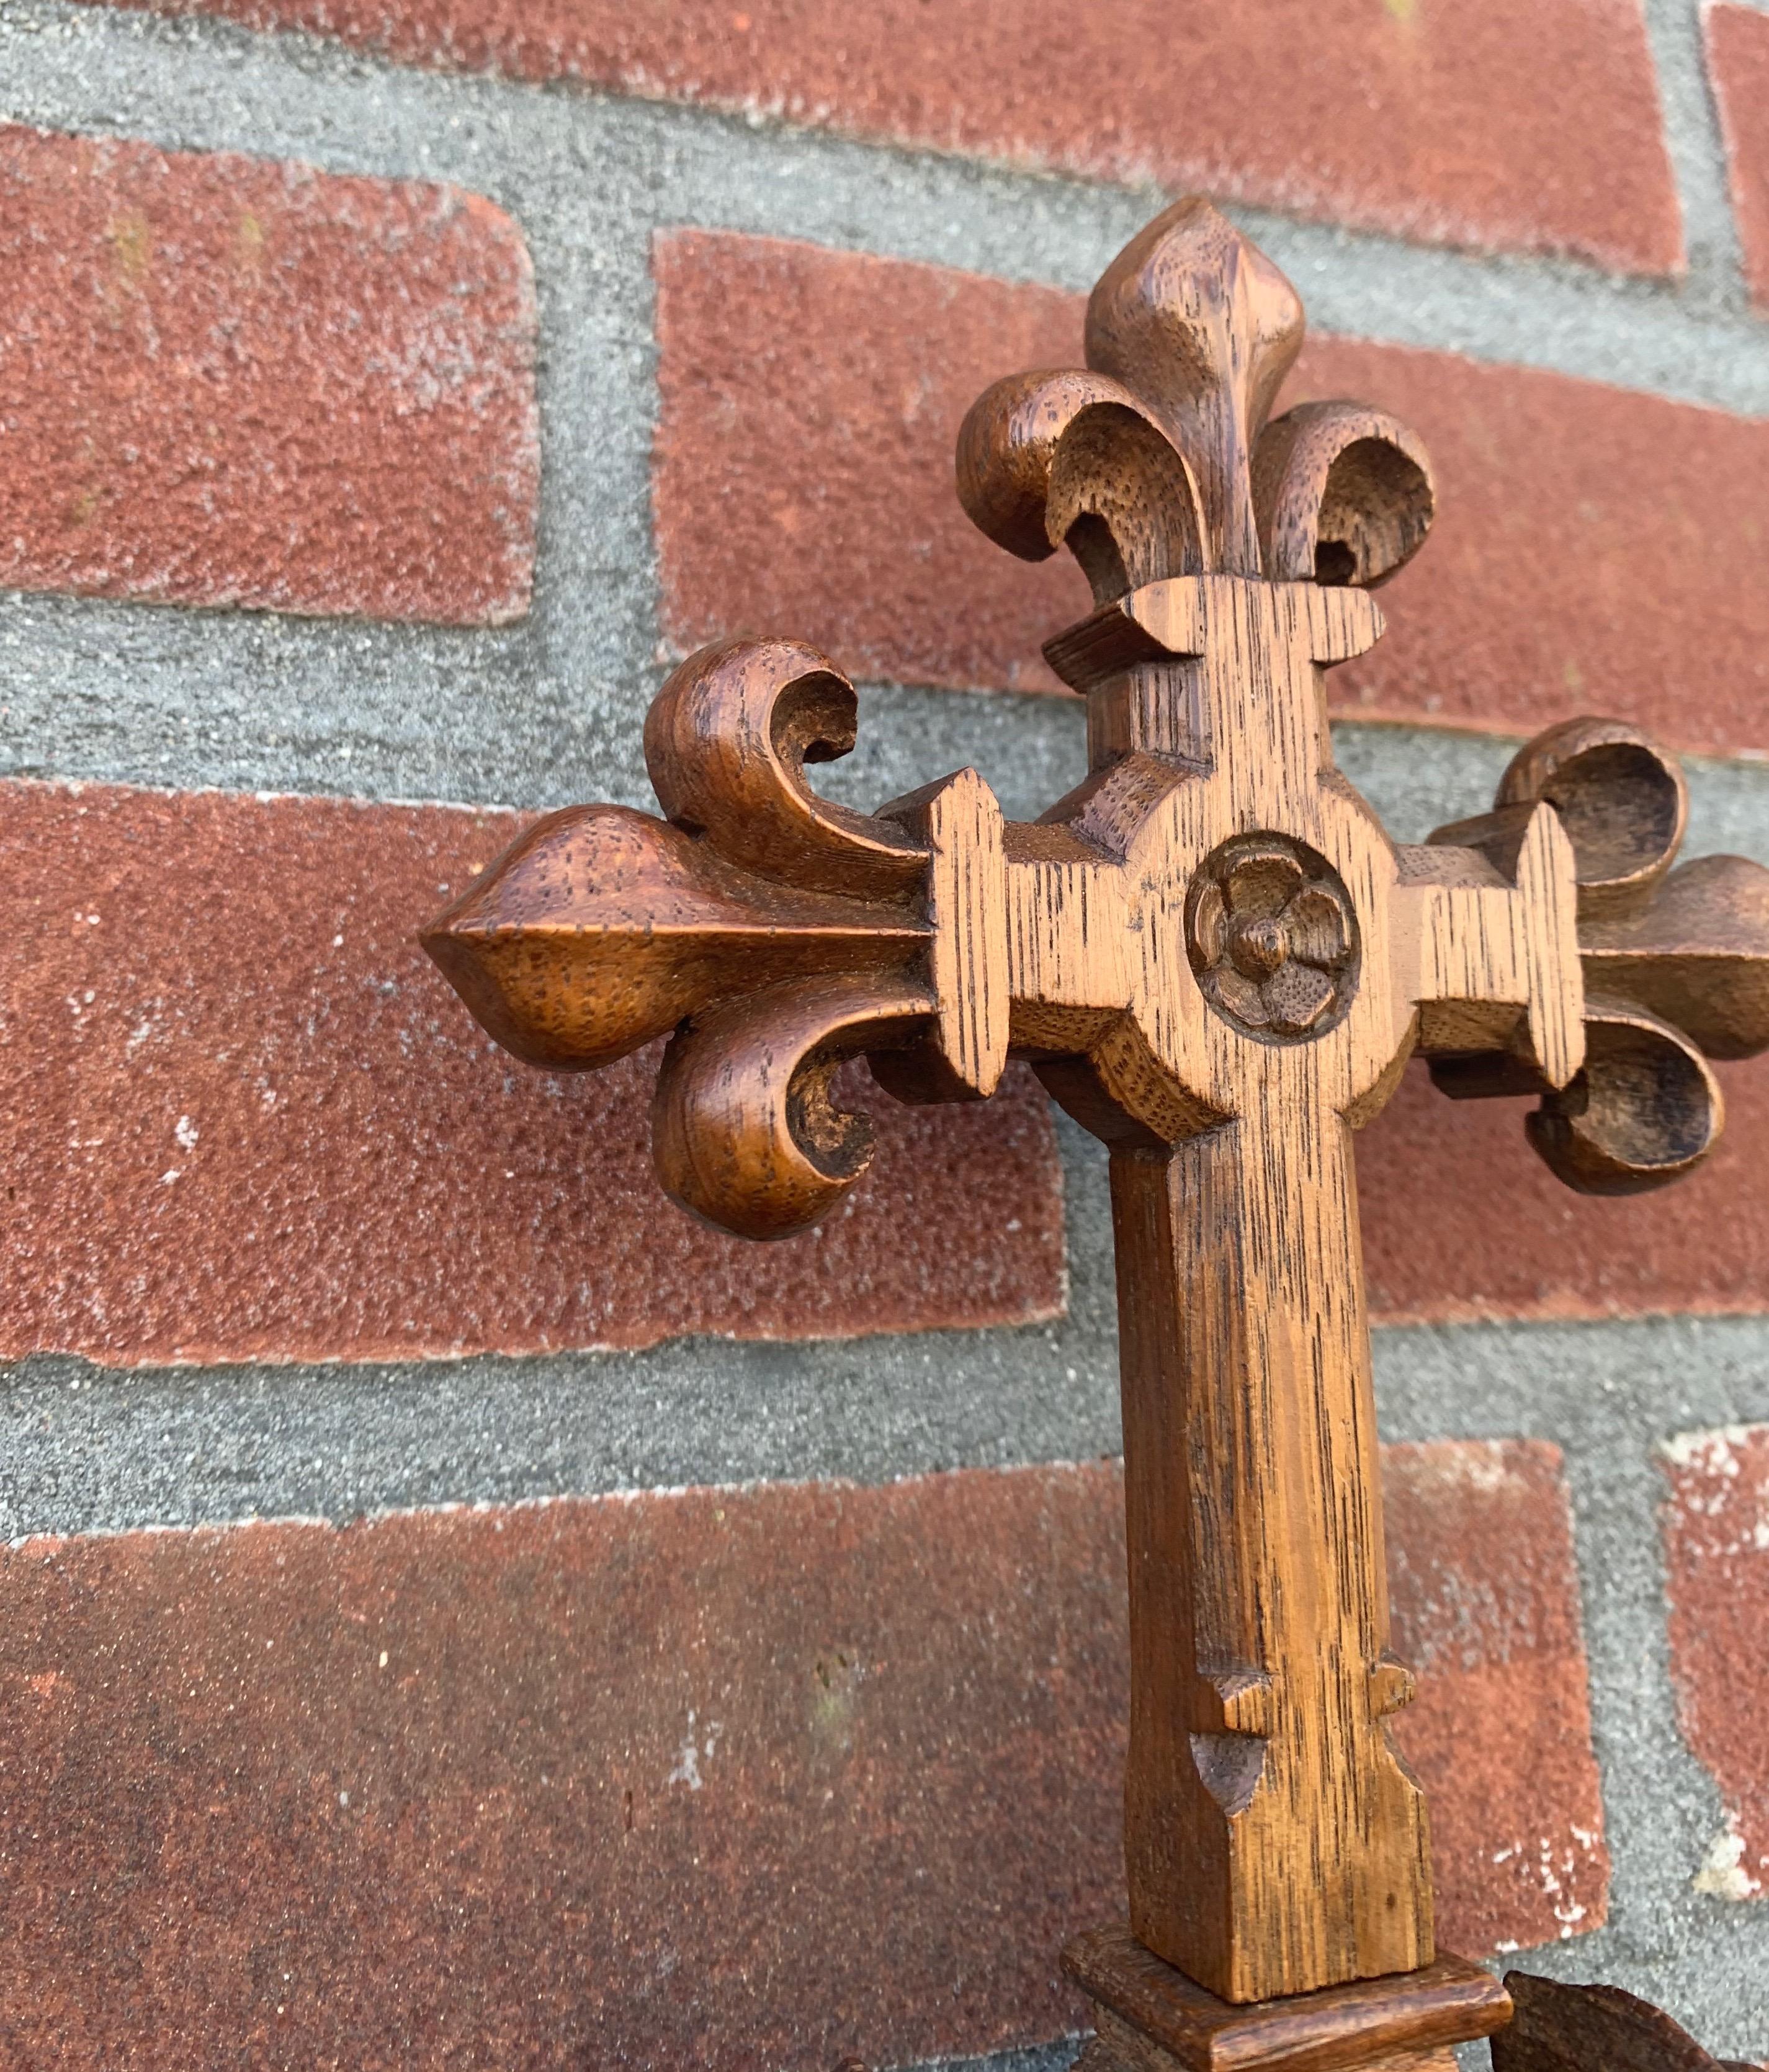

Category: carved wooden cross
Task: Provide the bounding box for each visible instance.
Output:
[423,200,1769,2065]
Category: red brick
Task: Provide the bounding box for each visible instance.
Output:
[1659,1422,1769,1904]
[0,779,1063,1365]
[1384,1442,1610,1954]
[655,233,1769,757]
[80,0,1679,273]
[1708,8,1769,308]
[653,232,1091,697]
[0,124,536,623]
[1357,1060,1769,1326]
[0,1447,1601,2067]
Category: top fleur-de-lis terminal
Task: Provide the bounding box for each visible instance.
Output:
[422,199,1769,2024]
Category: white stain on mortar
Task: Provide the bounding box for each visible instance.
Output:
[1693,1821,1765,1902]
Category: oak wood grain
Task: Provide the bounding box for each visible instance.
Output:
[951,200,1586,2001]
[1110,1130,1430,1996]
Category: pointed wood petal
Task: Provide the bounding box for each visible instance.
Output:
[1084,197,1304,574]
[421,804,926,1071]
[1580,852,1769,1059]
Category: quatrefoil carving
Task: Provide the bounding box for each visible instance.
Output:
[1187,837,1359,1041]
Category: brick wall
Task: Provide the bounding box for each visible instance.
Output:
[2,2,1768,2065]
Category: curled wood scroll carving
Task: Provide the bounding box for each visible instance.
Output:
[1428,715,1769,1192]
[423,635,938,1239]
[423,195,1769,2038]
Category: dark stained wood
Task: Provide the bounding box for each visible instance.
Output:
[420,802,926,1073]
[642,633,929,898]
[1581,854,1769,1058]
[1492,1972,1759,2072]
[421,194,1769,2044]
[1251,401,1434,590]
[1492,716,1688,923]
[1083,199,1302,578]
[421,635,939,1240]
[1426,716,1769,1193]
[1064,1925,1509,2072]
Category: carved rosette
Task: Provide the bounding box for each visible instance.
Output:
[1187,838,1358,1040]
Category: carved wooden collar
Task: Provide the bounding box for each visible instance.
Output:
[422,199,1769,2063]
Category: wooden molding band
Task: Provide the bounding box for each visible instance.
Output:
[1064,1926,1511,2072]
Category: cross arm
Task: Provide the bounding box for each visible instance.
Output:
[1418,717,1769,1192]
[420,632,1153,1236]
[418,627,1268,1233]
[1391,804,1585,1097]
[422,636,947,1239]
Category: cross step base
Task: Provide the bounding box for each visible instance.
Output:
[1064,1926,1512,2072]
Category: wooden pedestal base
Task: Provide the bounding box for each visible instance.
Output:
[1064,1926,1512,2072]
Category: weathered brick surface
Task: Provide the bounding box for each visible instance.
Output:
[655,233,1769,757]
[1708,7,1769,310]
[1384,1441,1610,1954]
[1659,1422,1769,1905]
[0,123,537,623]
[1357,1061,1769,1326]
[79,0,1680,273]
[653,231,1091,697]
[0,1448,1601,2067]
[6,776,1768,1368]
[0,780,1064,1365]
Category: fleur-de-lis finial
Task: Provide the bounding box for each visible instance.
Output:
[422,635,942,1240]
[957,197,1433,604]
[1430,715,1769,1192]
